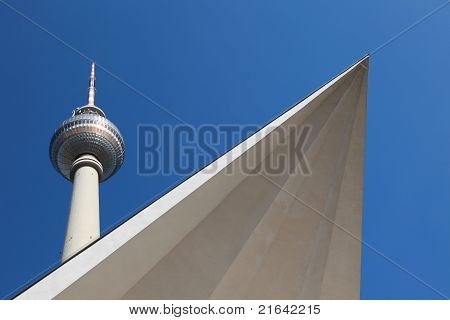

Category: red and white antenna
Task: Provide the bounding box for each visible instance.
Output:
[87,61,96,106]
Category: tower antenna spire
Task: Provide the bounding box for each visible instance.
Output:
[88,61,96,106]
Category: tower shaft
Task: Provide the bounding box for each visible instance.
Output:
[62,154,102,262]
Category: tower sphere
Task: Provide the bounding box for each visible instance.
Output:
[49,63,125,182]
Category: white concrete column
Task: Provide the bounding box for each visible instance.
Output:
[62,154,103,262]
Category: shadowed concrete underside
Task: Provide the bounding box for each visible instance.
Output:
[16,57,368,300]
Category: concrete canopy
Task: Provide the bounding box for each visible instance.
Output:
[16,56,369,300]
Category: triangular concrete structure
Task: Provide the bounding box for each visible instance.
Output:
[16,56,369,300]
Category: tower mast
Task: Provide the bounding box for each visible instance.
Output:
[87,61,96,106]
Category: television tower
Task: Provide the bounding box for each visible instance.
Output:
[49,62,125,262]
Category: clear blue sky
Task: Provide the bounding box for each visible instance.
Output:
[0,0,449,299]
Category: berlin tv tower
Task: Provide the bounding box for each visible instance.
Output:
[49,62,125,262]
